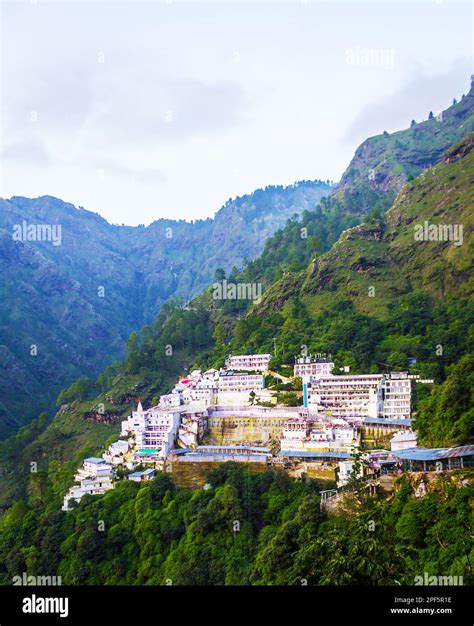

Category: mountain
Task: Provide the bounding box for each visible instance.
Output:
[0,127,473,596]
[0,180,330,436]
[258,133,474,321]
[2,122,473,509]
[333,86,474,213]
[219,84,474,290]
[2,83,473,439]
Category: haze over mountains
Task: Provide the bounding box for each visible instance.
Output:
[0,181,330,436]
[1,81,473,439]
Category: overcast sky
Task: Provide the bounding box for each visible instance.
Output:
[0,0,472,225]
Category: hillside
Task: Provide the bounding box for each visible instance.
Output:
[2,84,473,439]
[199,84,474,301]
[258,133,474,321]
[333,85,474,213]
[0,180,330,435]
[2,131,473,509]
[1,463,472,587]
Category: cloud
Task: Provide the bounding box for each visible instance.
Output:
[79,75,248,147]
[341,58,471,144]
[2,58,247,188]
[1,138,52,165]
[90,159,167,185]
[3,60,247,149]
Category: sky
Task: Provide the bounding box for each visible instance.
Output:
[0,0,472,226]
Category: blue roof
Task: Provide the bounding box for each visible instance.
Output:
[363,418,412,427]
[129,469,156,478]
[279,450,352,460]
[84,457,105,464]
[183,453,268,461]
[196,445,271,453]
[392,445,474,462]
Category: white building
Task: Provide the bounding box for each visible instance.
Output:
[203,368,219,380]
[159,393,182,408]
[182,386,215,404]
[306,421,355,452]
[381,372,411,419]
[218,371,265,392]
[128,468,156,482]
[307,374,383,417]
[62,458,114,511]
[337,461,355,488]
[307,372,412,419]
[225,354,272,372]
[120,402,181,458]
[103,440,129,465]
[391,430,417,451]
[279,418,309,450]
[294,356,334,378]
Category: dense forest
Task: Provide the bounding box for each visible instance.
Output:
[0,91,473,594]
[0,464,472,586]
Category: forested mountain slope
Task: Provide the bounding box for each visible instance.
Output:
[0,181,330,435]
[2,84,473,437]
[2,130,473,509]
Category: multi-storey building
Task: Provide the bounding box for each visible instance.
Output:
[294,356,335,377]
[225,354,272,372]
[218,371,265,392]
[182,386,215,404]
[159,393,182,408]
[120,402,181,457]
[307,374,383,417]
[381,372,411,419]
[62,458,114,511]
[280,417,309,449]
[306,372,412,419]
[103,440,129,465]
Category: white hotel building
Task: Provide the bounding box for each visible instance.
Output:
[307,374,382,418]
[225,354,272,372]
[380,372,412,419]
[306,372,411,419]
[62,458,114,511]
[120,402,181,457]
[218,371,265,392]
[294,356,335,377]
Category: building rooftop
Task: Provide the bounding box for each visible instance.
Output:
[196,445,271,453]
[392,445,474,462]
[84,457,106,464]
[228,353,271,359]
[363,418,413,427]
[128,469,156,479]
[279,450,352,460]
[391,431,416,441]
[219,371,262,377]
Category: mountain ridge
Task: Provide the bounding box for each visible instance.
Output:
[0,180,331,435]
[1,128,472,508]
